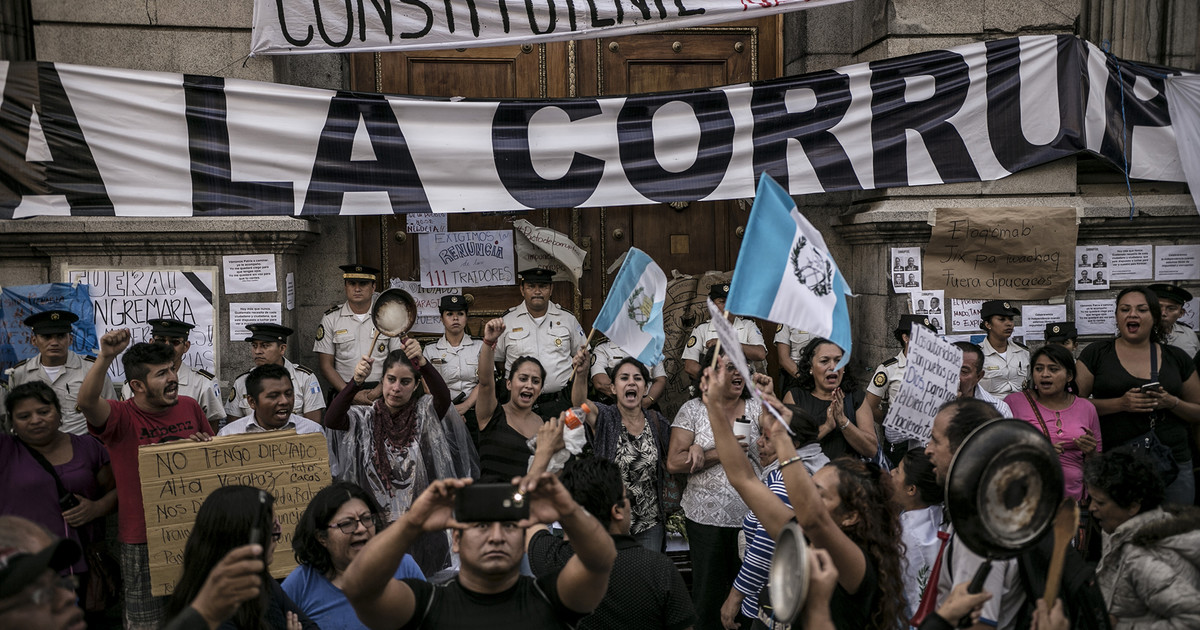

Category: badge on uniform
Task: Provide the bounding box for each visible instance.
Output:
[316,324,325,340]
[873,372,887,387]
[377,343,386,353]
[555,338,562,347]
[687,336,697,347]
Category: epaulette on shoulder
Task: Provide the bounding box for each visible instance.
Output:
[294,364,315,375]
[882,357,899,367]
[196,369,216,380]
[1013,340,1029,350]
[13,358,30,368]
[82,355,96,363]
[1179,322,1196,331]
[235,369,251,380]
[505,305,517,314]
[324,304,340,314]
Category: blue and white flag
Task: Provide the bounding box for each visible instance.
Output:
[593,248,667,366]
[727,174,855,369]
[705,298,787,432]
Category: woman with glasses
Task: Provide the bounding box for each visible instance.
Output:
[284,482,424,630]
[166,485,317,630]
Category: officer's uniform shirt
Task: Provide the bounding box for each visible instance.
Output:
[979,338,1030,397]
[313,294,404,384]
[774,324,817,365]
[121,362,224,427]
[8,351,116,435]
[424,335,481,400]
[1166,323,1200,359]
[867,352,906,409]
[224,359,325,419]
[681,317,766,363]
[496,301,586,394]
[589,341,667,381]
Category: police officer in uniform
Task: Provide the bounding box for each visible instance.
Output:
[7,310,116,435]
[1043,321,1078,355]
[226,323,325,423]
[978,300,1029,397]
[314,264,404,397]
[496,268,586,420]
[589,338,667,408]
[1150,284,1200,359]
[119,318,224,428]
[681,283,767,380]
[868,315,938,463]
[774,323,816,394]
[423,294,481,418]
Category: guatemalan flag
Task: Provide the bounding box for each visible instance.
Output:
[727,174,855,369]
[593,247,667,366]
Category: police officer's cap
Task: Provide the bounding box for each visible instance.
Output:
[24,310,78,335]
[518,268,555,284]
[1044,321,1077,343]
[244,323,293,344]
[340,264,380,282]
[709,283,731,300]
[439,294,468,312]
[896,314,938,336]
[147,318,194,339]
[1149,283,1193,306]
[979,300,1020,328]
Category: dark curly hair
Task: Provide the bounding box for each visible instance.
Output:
[699,344,750,400]
[293,482,385,578]
[1116,286,1165,343]
[828,457,905,630]
[794,337,858,394]
[1084,446,1166,512]
[122,341,176,384]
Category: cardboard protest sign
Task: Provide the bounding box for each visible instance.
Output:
[923,207,1076,299]
[139,431,330,596]
[883,325,962,444]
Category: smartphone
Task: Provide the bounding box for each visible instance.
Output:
[1140,382,1163,393]
[58,493,81,512]
[454,483,529,523]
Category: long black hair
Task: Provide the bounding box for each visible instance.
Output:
[293,482,384,578]
[166,486,274,630]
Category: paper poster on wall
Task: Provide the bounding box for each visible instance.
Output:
[65,268,218,382]
[229,303,281,341]
[1109,245,1153,281]
[389,279,454,334]
[1075,299,1118,335]
[513,220,586,286]
[1075,245,1110,290]
[418,230,515,289]
[1184,298,1200,330]
[406,213,448,234]
[923,207,1076,299]
[285,273,295,311]
[1021,304,1068,341]
[1155,245,1200,280]
[890,247,922,293]
[949,299,984,333]
[910,290,945,318]
[222,255,277,294]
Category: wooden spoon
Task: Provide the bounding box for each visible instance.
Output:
[1043,499,1080,604]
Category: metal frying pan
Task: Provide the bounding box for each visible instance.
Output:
[767,521,811,624]
[370,288,417,346]
[945,419,1063,601]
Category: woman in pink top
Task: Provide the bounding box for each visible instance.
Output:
[1004,344,1101,502]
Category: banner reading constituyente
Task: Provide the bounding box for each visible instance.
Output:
[0,35,1188,219]
[250,0,853,56]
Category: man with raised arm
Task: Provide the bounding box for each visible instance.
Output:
[77,329,214,630]
[341,472,616,630]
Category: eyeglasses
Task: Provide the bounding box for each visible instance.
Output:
[328,514,382,535]
[0,574,78,614]
[152,336,187,347]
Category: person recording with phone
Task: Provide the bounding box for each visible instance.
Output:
[340,472,616,630]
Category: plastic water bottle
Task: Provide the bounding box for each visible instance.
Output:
[562,403,590,455]
[563,403,591,430]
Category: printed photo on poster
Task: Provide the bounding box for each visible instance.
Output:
[1109,245,1153,281]
[1155,245,1200,281]
[1075,245,1110,290]
[890,247,922,293]
[910,290,945,325]
[1075,299,1118,336]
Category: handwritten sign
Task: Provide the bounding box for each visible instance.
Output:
[406,213,448,234]
[389,279,454,334]
[418,230,515,288]
[65,268,218,382]
[948,299,984,334]
[923,207,1076,299]
[883,325,962,443]
[513,220,586,285]
[138,431,331,596]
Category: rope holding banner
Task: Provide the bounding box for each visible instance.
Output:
[1103,40,1137,221]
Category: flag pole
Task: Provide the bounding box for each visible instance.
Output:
[586,328,597,345]
[709,309,730,370]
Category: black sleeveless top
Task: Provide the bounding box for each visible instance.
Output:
[473,406,541,483]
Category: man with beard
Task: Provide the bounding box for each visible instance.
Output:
[78,331,214,630]
[120,318,224,428]
[6,310,117,434]
[923,398,1027,630]
[218,364,324,437]
[225,323,324,424]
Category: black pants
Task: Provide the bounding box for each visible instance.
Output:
[686,519,743,630]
